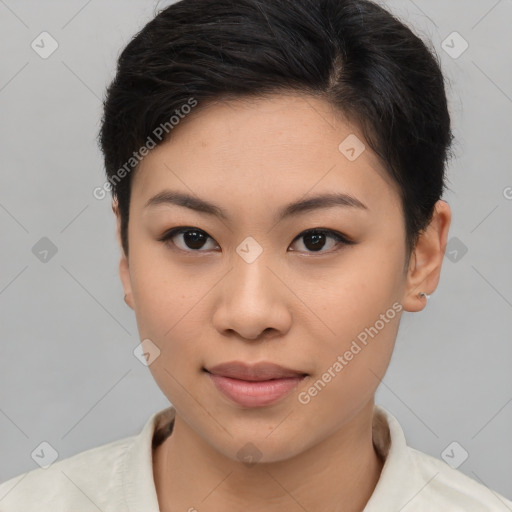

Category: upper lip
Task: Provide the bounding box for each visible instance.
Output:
[205,361,308,381]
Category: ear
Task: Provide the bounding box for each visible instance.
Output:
[112,199,135,310]
[401,199,451,312]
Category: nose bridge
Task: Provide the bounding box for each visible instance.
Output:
[212,235,291,340]
[231,235,275,303]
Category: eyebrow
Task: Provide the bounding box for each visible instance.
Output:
[144,189,368,222]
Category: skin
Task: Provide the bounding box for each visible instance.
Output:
[115,93,451,512]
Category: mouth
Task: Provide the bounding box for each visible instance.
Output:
[203,361,309,381]
[203,361,308,407]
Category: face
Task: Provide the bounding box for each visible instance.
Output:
[118,93,439,463]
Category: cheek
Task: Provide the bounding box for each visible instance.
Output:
[133,282,204,351]
[128,253,216,366]
[307,245,403,369]
[130,262,207,401]
[299,285,400,422]
[129,245,200,332]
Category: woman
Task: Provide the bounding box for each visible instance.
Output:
[1,0,510,510]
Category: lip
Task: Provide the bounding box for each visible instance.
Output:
[204,361,308,408]
[205,361,307,380]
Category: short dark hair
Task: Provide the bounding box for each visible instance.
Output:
[98,0,454,262]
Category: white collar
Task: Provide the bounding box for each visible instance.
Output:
[121,404,423,511]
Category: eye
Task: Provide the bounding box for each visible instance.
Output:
[158,226,355,254]
[289,228,355,254]
[157,227,219,252]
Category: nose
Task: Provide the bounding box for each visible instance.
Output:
[211,251,292,342]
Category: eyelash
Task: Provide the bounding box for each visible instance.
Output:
[157,226,356,255]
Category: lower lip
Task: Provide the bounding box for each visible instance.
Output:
[206,372,306,408]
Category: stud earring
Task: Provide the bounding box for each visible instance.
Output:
[418,292,430,300]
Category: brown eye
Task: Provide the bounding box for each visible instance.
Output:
[158,226,355,255]
[158,227,219,252]
[289,229,354,254]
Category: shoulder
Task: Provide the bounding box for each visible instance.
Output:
[0,435,134,512]
[370,405,512,511]
[407,446,512,511]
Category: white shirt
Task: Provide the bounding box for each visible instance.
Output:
[0,404,511,511]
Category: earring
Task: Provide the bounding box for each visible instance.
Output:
[418,292,430,300]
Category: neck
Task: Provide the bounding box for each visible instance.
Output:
[153,399,383,512]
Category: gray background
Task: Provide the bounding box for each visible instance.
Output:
[1,0,511,501]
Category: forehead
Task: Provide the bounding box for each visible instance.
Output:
[132,93,402,216]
